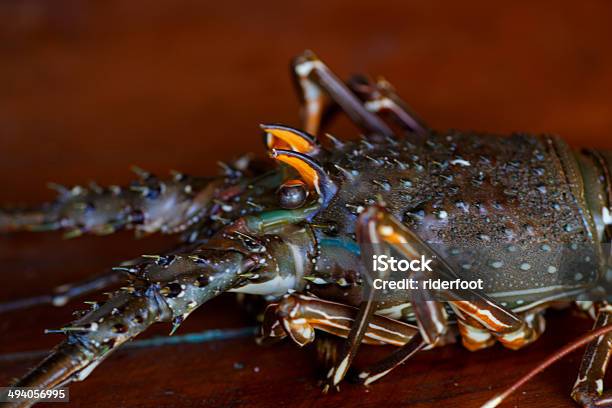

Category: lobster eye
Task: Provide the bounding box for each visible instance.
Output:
[278,179,308,209]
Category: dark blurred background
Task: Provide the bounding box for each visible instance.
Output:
[1,2,612,407]
[1,0,611,204]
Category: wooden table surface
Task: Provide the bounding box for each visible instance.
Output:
[1,1,612,407]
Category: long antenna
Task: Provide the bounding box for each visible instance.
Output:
[481,323,612,408]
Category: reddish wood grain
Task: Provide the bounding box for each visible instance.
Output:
[1,1,612,407]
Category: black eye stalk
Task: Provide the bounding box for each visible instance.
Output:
[278,179,308,209]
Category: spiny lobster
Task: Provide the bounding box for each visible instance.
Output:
[1,51,612,408]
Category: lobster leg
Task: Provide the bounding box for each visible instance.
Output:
[259,294,457,387]
[291,52,428,139]
[320,206,396,389]
[322,205,450,389]
[454,308,546,351]
[497,309,546,350]
[258,293,419,347]
[292,51,394,140]
[353,334,426,386]
[322,282,379,390]
[355,305,546,385]
[259,293,427,386]
[348,75,428,137]
[291,54,332,136]
[571,302,612,408]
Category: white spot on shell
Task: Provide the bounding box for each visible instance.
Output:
[490,261,504,269]
[603,207,612,225]
[450,159,471,167]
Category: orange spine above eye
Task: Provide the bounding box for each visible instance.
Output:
[261,123,319,154]
[270,148,336,207]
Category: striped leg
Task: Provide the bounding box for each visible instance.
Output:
[291,54,333,136]
[456,316,497,351]
[259,293,459,387]
[322,206,451,389]
[258,293,419,347]
[292,51,394,140]
[453,309,545,352]
[498,309,546,350]
[353,334,425,386]
[572,302,612,408]
[348,75,428,137]
[322,287,380,390]
[291,51,429,143]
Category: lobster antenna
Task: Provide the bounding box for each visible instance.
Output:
[481,323,612,408]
